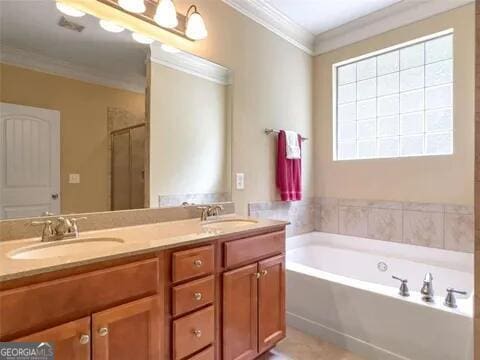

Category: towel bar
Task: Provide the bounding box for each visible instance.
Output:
[264,128,308,141]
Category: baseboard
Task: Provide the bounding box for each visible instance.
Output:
[286,312,410,360]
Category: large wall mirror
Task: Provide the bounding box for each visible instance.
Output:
[0,0,232,220]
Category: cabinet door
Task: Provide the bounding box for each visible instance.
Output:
[15,317,90,360]
[222,263,258,360]
[92,296,160,360]
[258,255,285,353]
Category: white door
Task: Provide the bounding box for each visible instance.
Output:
[0,103,60,219]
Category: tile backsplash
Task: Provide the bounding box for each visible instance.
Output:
[249,197,474,253]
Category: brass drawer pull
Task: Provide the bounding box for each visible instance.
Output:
[192,329,202,338]
[98,327,109,337]
[193,259,203,267]
[79,334,90,345]
[193,292,203,301]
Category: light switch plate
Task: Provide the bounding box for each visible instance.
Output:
[69,173,80,184]
[236,173,245,190]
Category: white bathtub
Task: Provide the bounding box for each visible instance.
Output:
[286,232,474,360]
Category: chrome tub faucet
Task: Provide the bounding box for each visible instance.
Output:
[421,272,434,303]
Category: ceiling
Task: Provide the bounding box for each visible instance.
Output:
[0,0,148,92]
[266,0,401,35]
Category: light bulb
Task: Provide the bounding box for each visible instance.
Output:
[56,2,85,17]
[186,10,207,40]
[99,19,125,33]
[154,0,178,29]
[161,44,180,53]
[118,0,145,13]
[132,32,154,45]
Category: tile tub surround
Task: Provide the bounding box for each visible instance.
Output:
[315,198,474,253]
[248,200,315,237]
[0,202,235,242]
[158,192,231,207]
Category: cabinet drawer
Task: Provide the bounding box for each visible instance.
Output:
[224,231,285,268]
[173,306,215,360]
[0,258,159,340]
[172,245,214,283]
[187,346,214,360]
[172,275,215,317]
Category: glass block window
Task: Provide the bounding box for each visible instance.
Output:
[334,30,453,160]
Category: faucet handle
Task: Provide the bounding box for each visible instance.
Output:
[444,288,467,308]
[392,275,410,297]
[70,217,87,237]
[31,220,54,241]
[197,206,210,221]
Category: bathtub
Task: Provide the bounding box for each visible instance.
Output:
[286,232,474,360]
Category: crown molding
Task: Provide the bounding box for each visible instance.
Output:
[313,0,473,55]
[149,43,232,85]
[222,0,315,55]
[0,45,145,93]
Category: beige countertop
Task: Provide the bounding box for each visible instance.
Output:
[0,215,287,283]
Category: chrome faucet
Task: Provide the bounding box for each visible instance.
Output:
[444,288,467,308]
[197,204,224,221]
[392,275,410,297]
[32,216,87,242]
[421,272,434,303]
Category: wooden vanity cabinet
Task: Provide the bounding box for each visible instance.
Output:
[2,226,286,360]
[92,295,160,360]
[222,233,286,360]
[15,317,91,360]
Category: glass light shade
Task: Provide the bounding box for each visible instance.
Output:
[99,20,125,33]
[161,44,180,53]
[118,0,145,13]
[186,11,207,40]
[132,32,154,44]
[154,0,178,29]
[55,2,85,17]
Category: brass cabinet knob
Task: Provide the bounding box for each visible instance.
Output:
[79,334,90,345]
[255,272,261,279]
[98,327,109,337]
[192,329,202,338]
[261,270,268,277]
[193,259,203,267]
[193,292,203,301]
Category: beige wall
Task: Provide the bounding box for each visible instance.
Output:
[158,0,314,214]
[148,63,228,205]
[0,64,145,213]
[313,4,475,205]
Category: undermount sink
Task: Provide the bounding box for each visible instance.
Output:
[8,237,125,260]
[202,219,258,229]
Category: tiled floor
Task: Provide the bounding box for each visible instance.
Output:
[259,327,365,360]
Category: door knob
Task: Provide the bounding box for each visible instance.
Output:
[79,334,90,344]
[98,327,109,337]
[51,193,59,200]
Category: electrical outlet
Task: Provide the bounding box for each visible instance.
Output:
[69,173,80,184]
[236,173,245,190]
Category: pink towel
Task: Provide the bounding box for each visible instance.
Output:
[276,130,302,201]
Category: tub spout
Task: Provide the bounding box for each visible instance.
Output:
[421,272,434,303]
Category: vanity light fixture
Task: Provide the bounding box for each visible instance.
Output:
[99,19,125,33]
[185,5,207,40]
[154,0,178,29]
[55,2,85,17]
[161,44,180,53]
[118,0,146,14]
[132,32,154,44]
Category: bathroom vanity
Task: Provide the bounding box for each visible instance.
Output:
[0,216,287,360]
